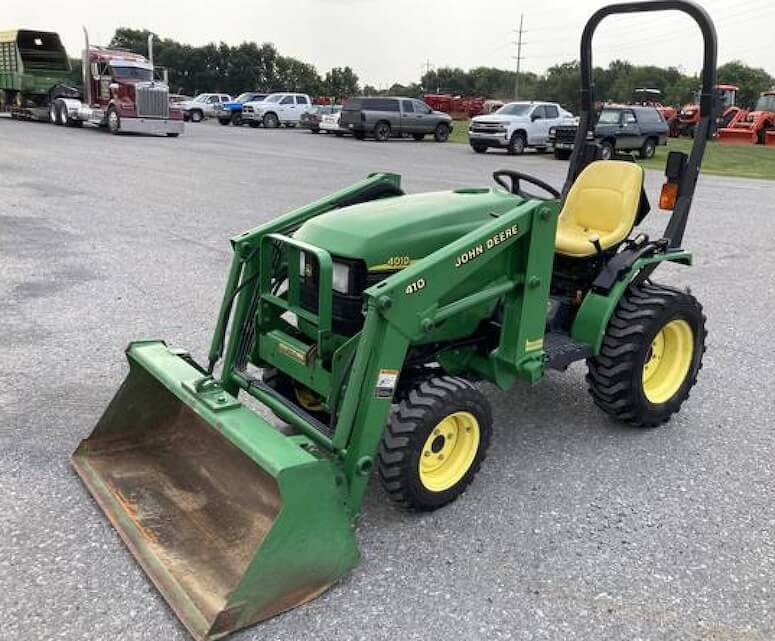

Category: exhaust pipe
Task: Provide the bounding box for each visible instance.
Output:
[82,26,92,106]
[147,33,154,76]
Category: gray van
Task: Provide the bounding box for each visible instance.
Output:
[339,97,453,142]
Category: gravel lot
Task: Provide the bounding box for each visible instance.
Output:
[2,118,774,641]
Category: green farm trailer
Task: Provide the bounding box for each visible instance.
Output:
[72,1,719,639]
[0,29,72,119]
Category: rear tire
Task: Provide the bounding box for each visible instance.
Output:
[49,101,60,125]
[639,137,657,159]
[378,376,492,511]
[433,123,450,142]
[507,131,526,155]
[373,121,391,142]
[263,112,279,128]
[587,282,706,427]
[218,117,231,126]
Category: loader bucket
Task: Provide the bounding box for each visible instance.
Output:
[717,127,756,144]
[72,341,359,641]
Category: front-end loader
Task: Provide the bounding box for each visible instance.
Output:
[718,90,775,144]
[72,1,717,639]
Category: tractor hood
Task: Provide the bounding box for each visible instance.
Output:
[293,188,524,270]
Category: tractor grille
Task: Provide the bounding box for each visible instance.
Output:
[136,84,169,118]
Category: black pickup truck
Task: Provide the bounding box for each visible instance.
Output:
[550,104,669,160]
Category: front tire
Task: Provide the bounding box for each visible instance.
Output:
[507,131,526,155]
[106,106,120,134]
[599,140,614,160]
[587,283,706,427]
[378,376,492,511]
[49,101,59,125]
[231,113,243,126]
[190,109,203,123]
[218,117,231,126]
[263,112,279,128]
[639,137,657,159]
[433,123,450,142]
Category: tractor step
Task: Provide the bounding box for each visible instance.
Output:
[543,332,593,371]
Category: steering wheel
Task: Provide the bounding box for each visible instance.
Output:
[493,170,561,200]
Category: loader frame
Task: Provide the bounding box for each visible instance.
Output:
[205,172,559,515]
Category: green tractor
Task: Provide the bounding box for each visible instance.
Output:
[72,1,719,639]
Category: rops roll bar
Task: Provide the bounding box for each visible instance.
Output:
[564,0,718,248]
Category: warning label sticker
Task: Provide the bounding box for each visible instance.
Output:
[375,369,400,398]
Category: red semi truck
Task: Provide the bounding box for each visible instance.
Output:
[1,28,183,136]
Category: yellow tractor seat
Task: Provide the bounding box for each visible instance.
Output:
[555,161,645,258]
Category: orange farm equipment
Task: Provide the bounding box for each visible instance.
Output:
[718,91,775,145]
[423,93,485,119]
[678,84,739,137]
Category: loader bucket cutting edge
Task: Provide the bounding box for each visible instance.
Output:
[717,128,756,144]
[72,340,359,641]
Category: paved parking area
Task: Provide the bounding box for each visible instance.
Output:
[2,118,774,641]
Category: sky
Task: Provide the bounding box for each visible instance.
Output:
[7,0,775,88]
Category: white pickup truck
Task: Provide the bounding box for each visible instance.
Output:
[241,92,312,128]
[468,101,575,154]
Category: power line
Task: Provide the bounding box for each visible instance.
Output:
[512,14,525,100]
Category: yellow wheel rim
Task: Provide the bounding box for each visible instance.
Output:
[642,319,694,404]
[418,411,480,492]
[294,385,324,412]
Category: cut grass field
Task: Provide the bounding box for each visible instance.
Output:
[449,119,775,180]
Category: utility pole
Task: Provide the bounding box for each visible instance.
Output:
[512,14,525,100]
[421,59,433,91]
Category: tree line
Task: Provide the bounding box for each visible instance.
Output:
[380,60,774,112]
[71,28,773,111]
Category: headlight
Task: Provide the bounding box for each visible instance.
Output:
[548,126,556,136]
[299,253,351,294]
[332,261,351,294]
[586,130,594,140]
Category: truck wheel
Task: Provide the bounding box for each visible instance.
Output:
[107,106,121,135]
[639,137,657,159]
[263,112,279,128]
[599,140,614,160]
[471,143,488,154]
[231,113,243,126]
[433,123,450,142]
[373,121,391,142]
[412,133,425,141]
[507,131,526,155]
[587,283,706,427]
[554,148,572,160]
[49,102,60,125]
[57,101,69,126]
[190,109,203,123]
[378,376,492,511]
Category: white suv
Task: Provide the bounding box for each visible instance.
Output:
[181,93,232,122]
[468,101,574,154]
[241,93,312,128]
